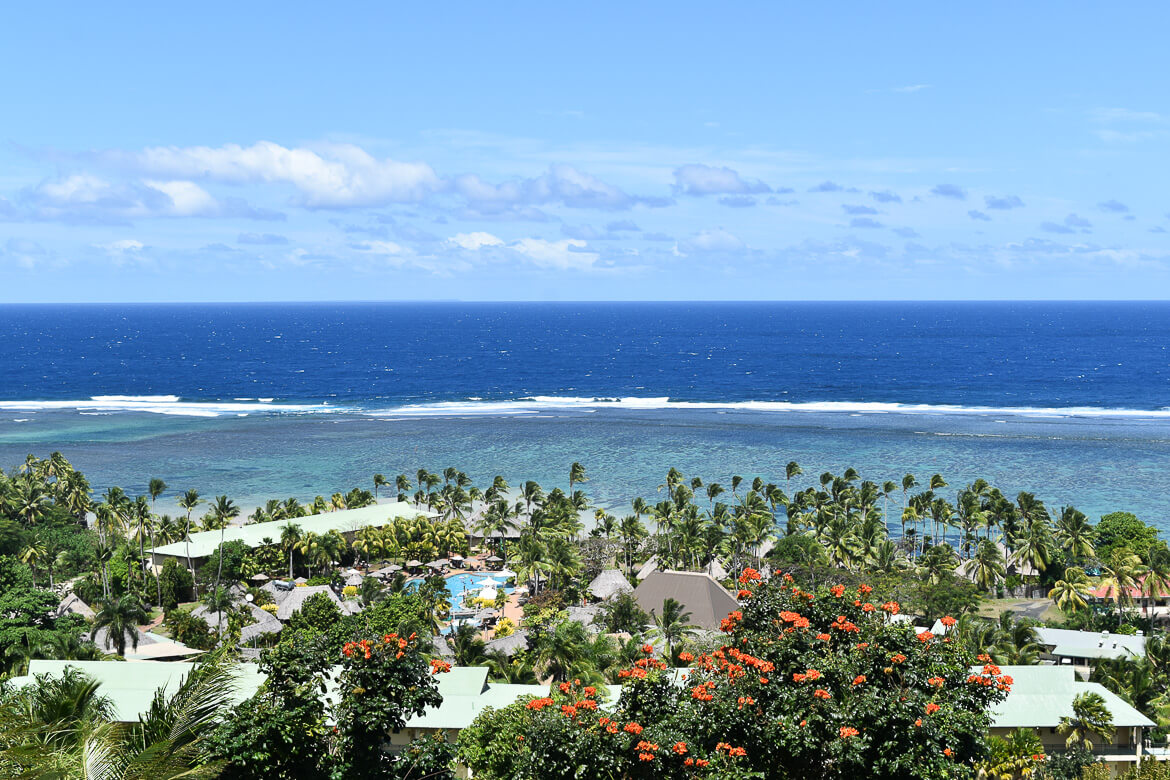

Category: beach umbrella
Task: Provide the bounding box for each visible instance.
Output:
[496,568,517,579]
[480,587,498,601]
[486,555,503,562]
[426,558,449,569]
[450,554,464,561]
[250,573,270,582]
[474,578,501,588]
[406,560,423,568]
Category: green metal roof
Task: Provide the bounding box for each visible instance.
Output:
[149,502,430,559]
[18,660,266,722]
[987,665,1154,729]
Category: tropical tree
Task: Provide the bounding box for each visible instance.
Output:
[210,495,240,595]
[1098,549,1145,623]
[648,597,696,662]
[177,488,202,596]
[1058,691,1115,750]
[90,593,149,657]
[1050,566,1093,614]
[969,538,1006,594]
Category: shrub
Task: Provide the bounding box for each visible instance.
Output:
[494,617,516,638]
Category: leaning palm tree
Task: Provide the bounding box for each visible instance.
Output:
[1058,691,1115,750]
[280,522,303,580]
[90,593,149,657]
[649,597,697,662]
[177,489,202,597]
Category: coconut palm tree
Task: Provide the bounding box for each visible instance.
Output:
[1049,567,1093,614]
[970,538,1006,594]
[177,489,201,596]
[1098,550,1145,623]
[19,541,47,585]
[209,495,239,596]
[1054,505,1095,564]
[90,594,149,657]
[649,597,697,662]
[1058,692,1115,750]
[280,522,303,580]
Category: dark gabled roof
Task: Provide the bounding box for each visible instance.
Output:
[633,570,739,631]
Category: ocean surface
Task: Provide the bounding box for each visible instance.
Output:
[0,302,1168,526]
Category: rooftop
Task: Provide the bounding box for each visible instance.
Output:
[149,501,430,559]
[1034,627,1146,660]
[989,665,1154,729]
[633,570,739,632]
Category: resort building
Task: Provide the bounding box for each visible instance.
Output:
[89,627,203,661]
[586,569,633,601]
[633,570,739,631]
[988,665,1159,772]
[1033,627,1146,668]
[147,501,432,569]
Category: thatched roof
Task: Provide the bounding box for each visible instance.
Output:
[633,570,739,632]
[587,569,633,601]
[636,555,660,582]
[485,630,528,656]
[275,585,344,621]
[56,593,95,619]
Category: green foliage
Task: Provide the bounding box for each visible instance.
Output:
[329,634,444,779]
[768,532,830,567]
[208,642,333,780]
[1034,747,1099,780]
[1096,512,1166,561]
[164,607,215,650]
[200,539,251,584]
[456,702,533,778]
[285,592,343,636]
[394,733,458,780]
[158,558,194,612]
[902,572,983,622]
[595,591,650,634]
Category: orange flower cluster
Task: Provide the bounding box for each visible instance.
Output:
[672,742,688,755]
[813,688,832,700]
[429,658,451,674]
[691,682,716,702]
[858,584,873,595]
[917,631,935,643]
[678,651,694,662]
[816,632,831,641]
[683,758,710,767]
[940,615,957,627]
[636,739,659,760]
[852,675,866,686]
[526,697,554,711]
[927,676,944,688]
[831,615,860,633]
[738,589,753,598]
[720,611,744,632]
[925,703,941,715]
[738,567,761,584]
[624,722,644,735]
[737,695,755,709]
[890,653,907,664]
[861,602,876,612]
[881,601,901,614]
[778,610,811,629]
[839,726,859,739]
[715,742,747,757]
[830,584,846,598]
[943,748,953,758]
[342,639,373,659]
[966,664,1013,692]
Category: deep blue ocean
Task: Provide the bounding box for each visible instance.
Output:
[0,302,1168,526]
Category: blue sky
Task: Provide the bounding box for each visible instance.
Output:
[2,3,1169,301]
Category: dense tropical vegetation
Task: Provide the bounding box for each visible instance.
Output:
[4,452,1170,778]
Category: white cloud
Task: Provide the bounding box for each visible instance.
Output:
[509,238,599,270]
[675,228,746,256]
[672,164,770,195]
[129,141,443,207]
[97,239,144,252]
[447,232,504,251]
[453,164,650,212]
[143,180,218,216]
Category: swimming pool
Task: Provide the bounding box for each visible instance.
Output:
[406,570,515,610]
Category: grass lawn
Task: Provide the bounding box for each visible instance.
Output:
[977,597,1062,623]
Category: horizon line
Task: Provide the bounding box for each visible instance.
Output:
[5,298,1170,306]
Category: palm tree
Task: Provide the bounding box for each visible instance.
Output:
[1049,567,1093,614]
[1054,505,1095,564]
[147,478,167,606]
[969,538,1006,594]
[90,594,149,657]
[19,541,47,585]
[210,495,239,595]
[373,473,386,500]
[1058,692,1115,750]
[569,462,588,497]
[177,489,201,597]
[649,597,696,662]
[1099,550,1145,623]
[280,522,303,580]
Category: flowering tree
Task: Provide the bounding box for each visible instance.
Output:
[330,634,448,780]
[459,569,1011,779]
